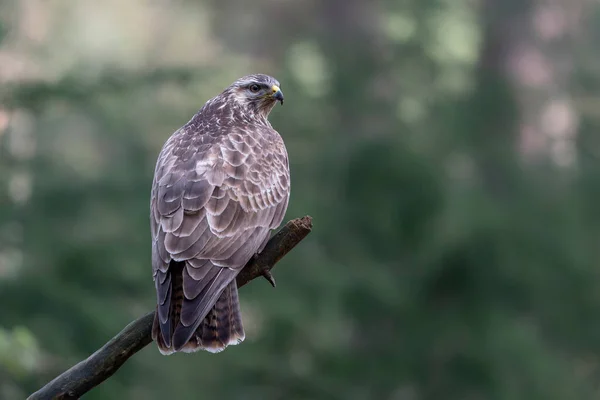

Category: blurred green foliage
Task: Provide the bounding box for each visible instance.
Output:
[1,0,600,399]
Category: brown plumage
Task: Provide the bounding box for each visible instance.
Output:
[150,74,289,354]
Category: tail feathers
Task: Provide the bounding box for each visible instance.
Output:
[152,308,174,355]
[152,262,184,354]
[178,281,245,353]
[152,275,245,355]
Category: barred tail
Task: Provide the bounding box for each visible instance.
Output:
[152,274,245,355]
[178,281,245,353]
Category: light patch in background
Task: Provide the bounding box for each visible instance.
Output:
[0,247,23,280]
[0,221,24,283]
[288,41,330,98]
[1,0,219,83]
[8,171,32,205]
[385,13,417,43]
[542,98,578,140]
[543,98,578,166]
[49,113,106,180]
[425,4,480,66]
[390,386,419,400]
[424,1,481,96]
[240,303,265,340]
[551,139,576,167]
[534,4,570,41]
[0,108,9,165]
[445,152,477,183]
[435,65,476,95]
[289,349,313,377]
[508,46,553,88]
[0,109,9,137]
[397,97,426,124]
[7,110,36,160]
[64,0,215,74]
[17,0,51,44]
[0,326,40,375]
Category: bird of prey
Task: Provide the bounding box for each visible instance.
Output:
[150,74,289,354]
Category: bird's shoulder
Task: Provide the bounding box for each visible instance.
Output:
[157,115,286,175]
[150,116,290,240]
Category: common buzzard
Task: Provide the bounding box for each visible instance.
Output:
[150,74,289,354]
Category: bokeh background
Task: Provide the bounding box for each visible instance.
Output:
[1,0,600,399]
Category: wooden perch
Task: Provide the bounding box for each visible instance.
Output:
[28,216,313,400]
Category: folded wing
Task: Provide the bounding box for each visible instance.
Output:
[151,125,290,353]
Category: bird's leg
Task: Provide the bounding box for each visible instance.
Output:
[253,253,276,288]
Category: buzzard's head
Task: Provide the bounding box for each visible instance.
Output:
[223,74,284,118]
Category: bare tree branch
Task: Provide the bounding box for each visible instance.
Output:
[28,216,313,400]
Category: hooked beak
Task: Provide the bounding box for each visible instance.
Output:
[271,85,284,105]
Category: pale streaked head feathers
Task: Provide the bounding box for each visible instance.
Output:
[218,74,284,119]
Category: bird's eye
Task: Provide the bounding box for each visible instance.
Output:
[249,84,261,93]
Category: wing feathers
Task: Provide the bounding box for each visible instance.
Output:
[207,201,238,233]
[182,261,221,303]
[161,206,184,233]
[221,147,248,167]
[206,194,230,215]
[182,179,213,211]
[156,230,171,264]
[173,209,205,237]
[165,218,210,256]
[186,261,213,282]
[151,122,290,354]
